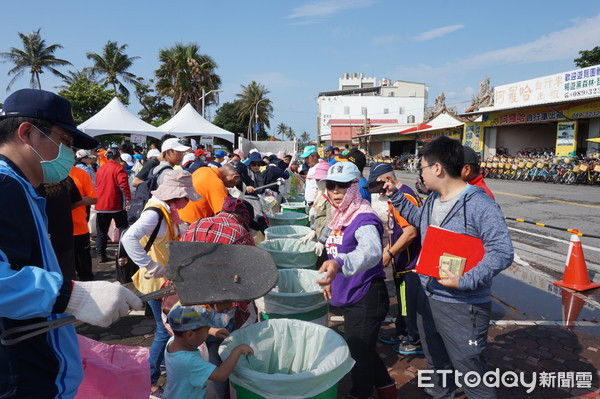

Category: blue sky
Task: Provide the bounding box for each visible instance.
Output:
[1,1,599,140]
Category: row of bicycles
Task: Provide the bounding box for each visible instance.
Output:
[482,153,600,185]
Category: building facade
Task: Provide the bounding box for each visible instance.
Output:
[317,73,428,148]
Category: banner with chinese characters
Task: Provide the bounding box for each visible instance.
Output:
[556,121,577,157]
[419,130,461,143]
[463,123,484,153]
[493,64,600,110]
[483,99,600,127]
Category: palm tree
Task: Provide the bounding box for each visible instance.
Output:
[86,41,139,98]
[236,81,273,139]
[155,43,221,114]
[0,28,71,91]
[300,131,311,145]
[276,123,289,140]
[285,127,296,141]
[56,69,98,89]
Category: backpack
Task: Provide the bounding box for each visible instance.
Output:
[116,207,164,284]
[127,164,172,224]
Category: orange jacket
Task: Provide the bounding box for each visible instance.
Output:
[178,167,227,224]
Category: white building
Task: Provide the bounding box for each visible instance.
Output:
[317,73,428,149]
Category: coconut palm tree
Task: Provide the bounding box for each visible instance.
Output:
[276,123,289,140]
[285,127,296,141]
[55,69,98,89]
[236,81,273,139]
[0,28,71,91]
[85,41,139,98]
[155,43,221,115]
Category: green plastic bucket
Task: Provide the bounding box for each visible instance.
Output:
[258,239,317,269]
[264,225,312,241]
[255,269,328,326]
[268,212,309,227]
[280,201,307,214]
[219,319,355,399]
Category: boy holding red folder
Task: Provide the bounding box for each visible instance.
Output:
[383,137,513,399]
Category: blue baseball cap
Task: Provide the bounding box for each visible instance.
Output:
[324,145,335,153]
[247,151,264,164]
[0,89,99,149]
[300,145,318,158]
[214,150,227,158]
[366,162,394,186]
[321,161,360,183]
[167,305,228,332]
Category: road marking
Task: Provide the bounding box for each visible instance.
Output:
[491,320,599,326]
[508,227,600,253]
[494,191,539,199]
[398,177,416,183]
[548,199,600,209]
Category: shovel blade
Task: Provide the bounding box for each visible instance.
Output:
[168,242,278,304]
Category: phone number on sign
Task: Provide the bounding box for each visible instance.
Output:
[564,87,599,98]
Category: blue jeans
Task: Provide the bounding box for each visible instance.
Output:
[148,299,170,384]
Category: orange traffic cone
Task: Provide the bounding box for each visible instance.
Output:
[560,289,585,329]
[554,232,600,291]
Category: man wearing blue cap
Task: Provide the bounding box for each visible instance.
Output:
[208,149,227,168]
[299,145,320,206]
[324,145,337,165]
[0,89,143,398]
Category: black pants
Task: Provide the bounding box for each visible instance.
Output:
[393,270,420,346]
[343,278,393,399]
[95,211,128,258]
[74,233,94,281]
[416,286,494,399]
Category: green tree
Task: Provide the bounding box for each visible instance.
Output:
[276,123,289,139]
[133,77,171,126]
[86,41,139,99]
[58,76,128,125]
[155,43,221,115]
[213,101,248,134]
[56,69,97,89]
[0,28,71,90]
[574,46,600,68]
[236,81,273,139]
[285,126,296,141]
[300,131,311,146]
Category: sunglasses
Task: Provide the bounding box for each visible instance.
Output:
[325,180,353,190]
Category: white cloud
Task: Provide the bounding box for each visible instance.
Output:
[372,34,398,46]
[287,0,376,21]
[413,24,464,42]
[244,73,302,88]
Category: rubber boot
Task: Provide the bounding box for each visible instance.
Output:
[376,383,397,399]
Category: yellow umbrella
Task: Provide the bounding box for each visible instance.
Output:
[586,137,600,143]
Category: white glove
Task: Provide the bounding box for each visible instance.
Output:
[299,230,316,244]
[145,261,167,279]
[308,206,316,225]
[65,281,143,327]
[314,242,325,256]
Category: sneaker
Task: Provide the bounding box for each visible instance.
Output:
[378,332,406,345]
[149,387,164,399]
[393,342,424,355]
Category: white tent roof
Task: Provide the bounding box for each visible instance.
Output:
[78,97,164,139]
[159,103,235,143]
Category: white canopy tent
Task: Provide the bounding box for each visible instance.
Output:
[159,103,235,143]
[78,97,164,139]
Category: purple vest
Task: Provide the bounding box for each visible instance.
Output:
[327,213,386,307]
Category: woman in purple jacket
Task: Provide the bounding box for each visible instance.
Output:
[317,161,396,399]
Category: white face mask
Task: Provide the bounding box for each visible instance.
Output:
[28,126,74,183]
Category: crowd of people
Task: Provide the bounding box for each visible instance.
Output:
[0,89,514,399]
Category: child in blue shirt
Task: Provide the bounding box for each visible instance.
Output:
[164,305,254,399]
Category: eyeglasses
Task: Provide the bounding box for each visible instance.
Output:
[34,125,74,147]
[325,180,352,190]
[417,163,435,172]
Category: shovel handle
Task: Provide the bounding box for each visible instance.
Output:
[1,286,178,346]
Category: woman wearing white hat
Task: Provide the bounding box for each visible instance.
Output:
[316,161,396,399]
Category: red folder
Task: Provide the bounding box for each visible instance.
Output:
[414,225,485,279]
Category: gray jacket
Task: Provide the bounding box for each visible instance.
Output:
[389,185,514,303]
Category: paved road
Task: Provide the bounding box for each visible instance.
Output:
[368,168,600,280]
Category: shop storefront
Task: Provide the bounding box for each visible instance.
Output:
[463,65,600,158]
